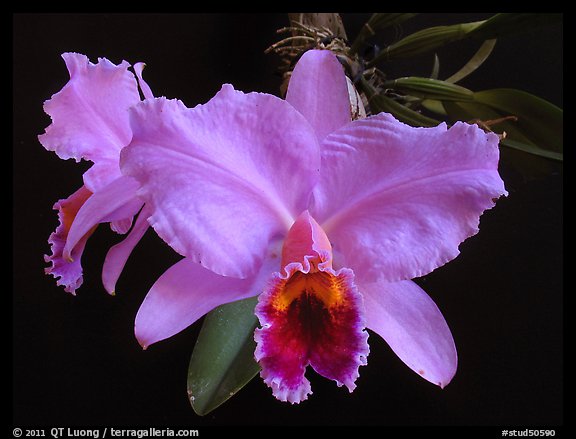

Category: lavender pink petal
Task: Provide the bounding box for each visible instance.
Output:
[121,87,321,279]
[361,279,457,388]
[102,204,152,294]
[285,49,351,141]
[38,53,142,191]
[62,175,141,262]
[135,243,282,349]
[312,115,508,283]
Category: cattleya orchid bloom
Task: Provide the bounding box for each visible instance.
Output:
[40,53,154,294]
[120,49,507,404]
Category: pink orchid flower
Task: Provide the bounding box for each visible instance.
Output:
[40,53,154,295]
[120,49,507,403]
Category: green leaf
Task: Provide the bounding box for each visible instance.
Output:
[359,76,440,127]
[367,13,561,66]
[368,92,440,127]
[473,88,563,154]
[421,99,447,116]
[443,92,562,160]
[385,77,475,102]
[187,296,261,416]
[467,13,562,41]
[443,99,561,180]
[500,138,563,161]
[445,39,497,84]
[430,53,440,80]
[444,100,531,142]
[368,20,484,64]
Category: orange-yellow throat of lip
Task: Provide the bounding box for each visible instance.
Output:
[271,270,347,311]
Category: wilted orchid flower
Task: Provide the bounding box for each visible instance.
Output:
[40,53,154,294]
[120,50,507,403]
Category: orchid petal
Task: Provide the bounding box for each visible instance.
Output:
[135,243,282,349]
[63,176,141,261]
[361,279,457,388]
[109,216,134,235]
[102,205,152,295]
[44,186,94,295]
[133,62,154,100]
[121,87,320,278]
[286,50,351,141]
[38,53,141,191]
[313,115,507,282]
[82,161,123,193]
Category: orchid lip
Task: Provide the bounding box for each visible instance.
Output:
[254,211,369,404]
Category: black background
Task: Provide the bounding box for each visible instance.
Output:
[13,13,563,428]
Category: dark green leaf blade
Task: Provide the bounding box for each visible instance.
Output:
[368,13,561,66]
[368,20,485,64]
[468,13,562,41]
[443,100,561,180]
[443,99,534,144]
[445,39,497,84]
[386,77,475,102]
[359,76,440,127]
[500,137,563,161]
[368,92,440,127]
[187,296,261,416]
[473,88,563,155]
